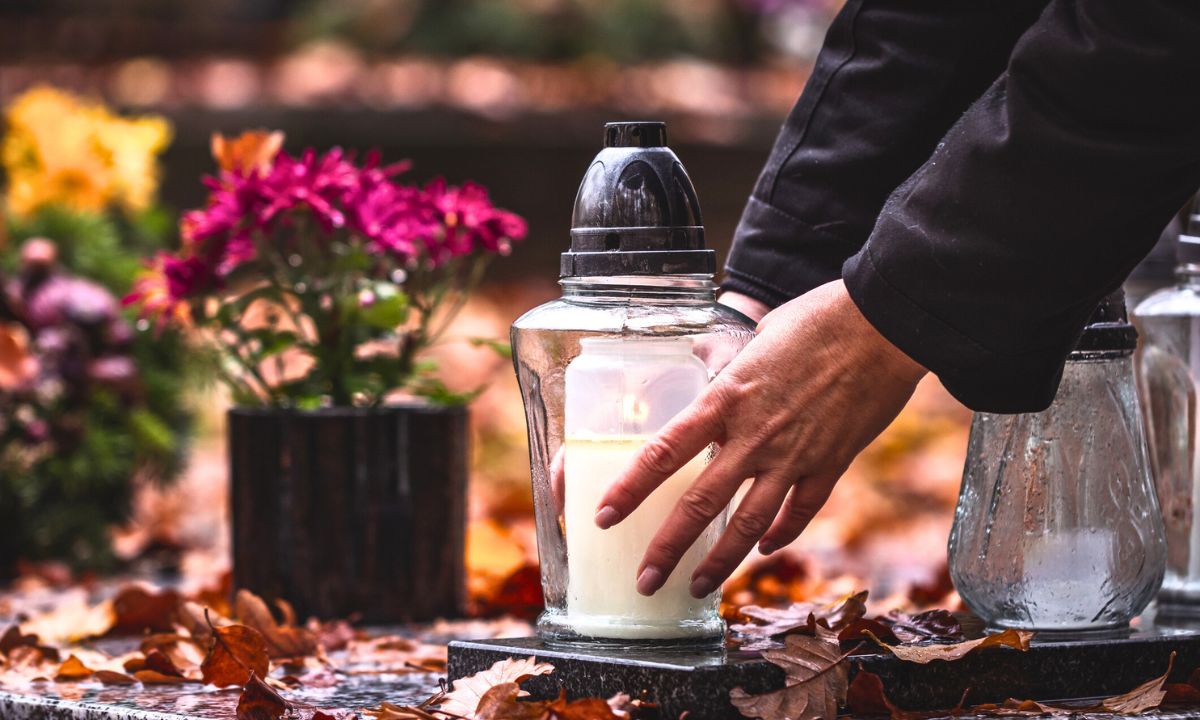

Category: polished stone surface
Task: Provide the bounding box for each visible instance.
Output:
[448,625,1200,720]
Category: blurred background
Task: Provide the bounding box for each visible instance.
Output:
[0,0,971,615]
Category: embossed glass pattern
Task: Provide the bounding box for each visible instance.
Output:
[949,355,1166,634]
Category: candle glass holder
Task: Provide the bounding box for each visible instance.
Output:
[513,277,753,645]
[1134,198,1200,621]
[511,122,755,646]
[948,291,1166,636]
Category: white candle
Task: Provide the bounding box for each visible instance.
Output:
[1019,528,1116,629]
[562,337,723,640]
[564,436,719,639]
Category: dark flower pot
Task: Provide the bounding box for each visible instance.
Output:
[228,405,468,623]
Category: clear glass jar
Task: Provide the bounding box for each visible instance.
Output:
[511,274,754,645]
[949,295,1166,635]
[1135,265,1200,617]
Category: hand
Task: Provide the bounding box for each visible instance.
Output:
[594,280,927,598]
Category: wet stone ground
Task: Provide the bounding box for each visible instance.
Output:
[0,627,446,720]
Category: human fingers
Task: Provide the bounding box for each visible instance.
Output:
[686,472,792,598]
[756,476,836,555]
[594,385,729,529]
[631,445,752,596]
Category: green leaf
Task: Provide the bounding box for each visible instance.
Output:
[359,287,409,330]
[127,409,176,459]
[249,329,299,358]
[468,337,512,359]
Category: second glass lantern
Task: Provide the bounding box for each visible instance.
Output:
[948,290,1166,635]
[511,122,755,645]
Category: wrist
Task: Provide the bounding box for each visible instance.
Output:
[833,280,927,386]
[719,291,771,325]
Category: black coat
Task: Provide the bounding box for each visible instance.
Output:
[722,0,1200,413]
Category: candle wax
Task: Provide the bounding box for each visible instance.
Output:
[563,435,719,640]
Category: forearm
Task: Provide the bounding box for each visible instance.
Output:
[844,0,1200,413]
[724,0,1047,307]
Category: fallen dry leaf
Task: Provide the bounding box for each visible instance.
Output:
[94,669,138,684]
[236,590,318,659]
[837,618,898,644]
[201,623,271,687]
[1165,678,1200,705]
[730,634,852,720]
[882,610,963,644]
[734,591,868,642]
[438,656,555,717]
[475,682,547,720]
[363,688,446,720]
[110,585,182,635]
[55,655,94,681]
[973,698,1076,716]
[134,669,197,685]
[0,626,41,657]
[311,618,360,652]
[18,592,116,644]
[607,692,657,719]
[845,668,901,717]
[1099,652,1174,714]
[476,684,621,720]
[363,703,441,720]
[237,671,290,720]
[868,629,1032,664]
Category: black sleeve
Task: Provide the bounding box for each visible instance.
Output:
[722,0,1048,307]
[843,0,1200,413]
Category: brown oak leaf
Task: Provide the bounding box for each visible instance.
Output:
[438,656,555,717]
[846,668,908,718]
[237,672,290,720]
[202,623,271,687]
[882,610,964,644]
[236,590,318,659]
[730,634,852,720]
[55,655,94,681]
[868,629,1032,664]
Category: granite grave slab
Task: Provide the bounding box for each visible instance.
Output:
[448,625,1200,720]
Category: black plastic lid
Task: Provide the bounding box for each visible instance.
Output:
[1072,289,1138,355]
[560,121,715,277]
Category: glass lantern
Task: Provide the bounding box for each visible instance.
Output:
[511,122,755,646]
[948,290,1167,636]
[1134,197,1200,620]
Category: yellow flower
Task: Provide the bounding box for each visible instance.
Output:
[211,130,284,177]
[1,85,172,217]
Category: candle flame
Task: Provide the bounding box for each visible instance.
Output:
[621,394,650,426]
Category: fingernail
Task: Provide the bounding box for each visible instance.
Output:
[636,566,663,596]
[595,505,621,529]
[759,541,778,556]
[690,575,716,598]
